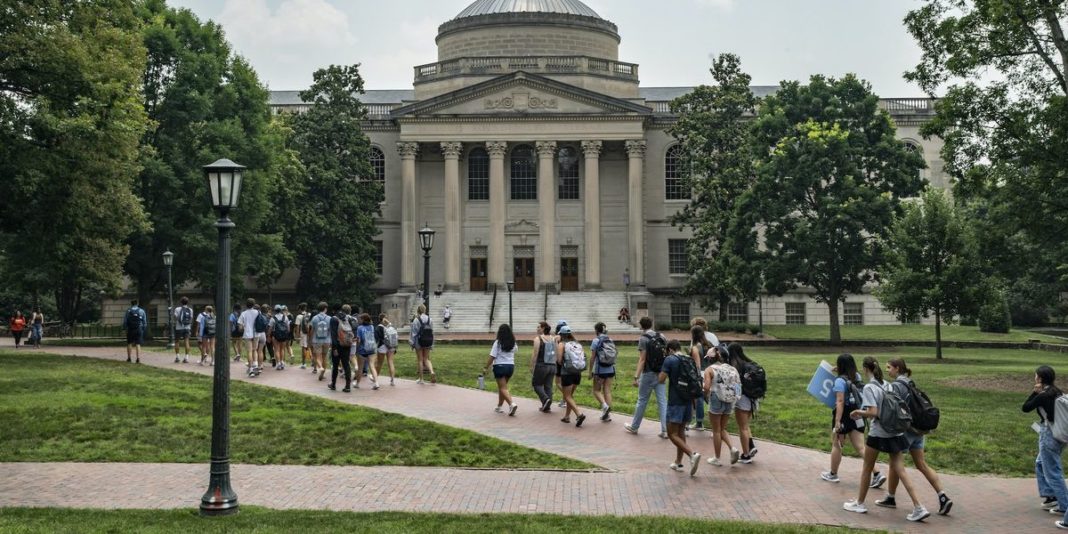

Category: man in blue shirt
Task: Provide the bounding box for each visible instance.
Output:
[122,299,147,364]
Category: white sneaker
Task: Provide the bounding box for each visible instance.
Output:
[658,431,668,439]
[623,423,638,434]
[669,463,685,472]
[821,471,840,483]
[372,382,380,390]
[730,448,741,465]
[494,406,504,413]
[416,378,424,384]
[707,456,722,466]
[300,364,306,369]
[689,452,701,476]
[174,356,180,363]
[558,400,567,408]
[843,500,868,514]
[906,506,930,522]
[390,378,395,386]
[183,356,189,363]
[509,404,518,416]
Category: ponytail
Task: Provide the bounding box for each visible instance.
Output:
[862,356,883,384]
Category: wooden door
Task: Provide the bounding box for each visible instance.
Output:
[513,258,535,291]
[470,258,487,291]
[560,258,579,291]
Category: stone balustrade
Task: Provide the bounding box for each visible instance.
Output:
[414,55,639,84]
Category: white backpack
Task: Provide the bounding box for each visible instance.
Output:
[712,363,741,403]
[562,341,586,374]
[1052,394,1068,444]
[384,325,399,349]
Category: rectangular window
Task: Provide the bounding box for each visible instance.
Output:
[785,302,806,325]
[557,146,580,200]
[373,241,383,275]
[844,302,864,325]
[671,302,691,325]
[468,156,489,200]
[901,315,921,325]
[668,239,688,274]
[726,302,749,323]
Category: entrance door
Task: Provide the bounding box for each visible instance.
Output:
[560,258,579,291]
[513,258,535,291]
[470,258,487,291]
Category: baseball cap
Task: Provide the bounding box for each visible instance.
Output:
[273,304,282,312]
[556,319,569,328]
[558,325,572,335]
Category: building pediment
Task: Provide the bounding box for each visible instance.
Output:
[391,71,651,118]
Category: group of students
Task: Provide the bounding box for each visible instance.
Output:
[7,309,44,349]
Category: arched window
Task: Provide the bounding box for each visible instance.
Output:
[557,146,580,200]
[510,145,537,200]
[370,146,385,182]
[665,145,690,200]
[468,147,489,200]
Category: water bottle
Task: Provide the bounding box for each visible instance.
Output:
[477,374,485,390]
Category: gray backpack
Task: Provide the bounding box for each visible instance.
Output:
[540,336,557,364]
[875,383,912,435]
[1051,394,1068,444]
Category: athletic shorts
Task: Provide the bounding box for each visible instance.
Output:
[174,328,191,340]
[377,344,390,354]
[707,396,735,415]
[561,373,582,387]
[253,333,267,349]
[866,435,910,454]
[299,334,308,349]
[492,364,515,379]
[200,335,213,343]
[595,372,616,379]
[666,404,694,424]
[126,329,143,345]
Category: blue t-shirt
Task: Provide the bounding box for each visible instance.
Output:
[309,313,331,345]
[591,335,615,374]
[660,354,690,407]
[833,374,865,430]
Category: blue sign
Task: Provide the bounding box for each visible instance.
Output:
[807,360,837,409]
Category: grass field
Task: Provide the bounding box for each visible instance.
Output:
[762,324,1066,344]
[0,351,590,470]
[391,342,1068,476]
[0,507,865,533]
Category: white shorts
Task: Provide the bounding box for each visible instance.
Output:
[254,333,267,349]
[299,334,308,349]
[377,344,388,354]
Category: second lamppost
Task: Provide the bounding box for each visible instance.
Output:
[418,224,435,315]
[163,250,174,348]
[506,280,514,327]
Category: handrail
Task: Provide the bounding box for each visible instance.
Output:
[488,284,498,330]
[542,288,549,322]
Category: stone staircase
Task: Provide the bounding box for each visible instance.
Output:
[547,291,641,335]
[423,290,640,335]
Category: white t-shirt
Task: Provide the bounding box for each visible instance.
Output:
[443,308,452,319]
[489,340,516,366]
[174,306,193,330]
[239,308,259,339]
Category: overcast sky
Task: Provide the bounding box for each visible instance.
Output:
[168,0,930,96]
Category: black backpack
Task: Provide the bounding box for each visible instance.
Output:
[417,317,434,348]
[125,307,143,330]
[896,380,940,434]
[254,312,268,333]
[672,354,704,402]
[204,316,216,337]
[272,315,290,341]
[642,332,667,372]
[740,361,767,400]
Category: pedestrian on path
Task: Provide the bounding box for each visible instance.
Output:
[822,353,884,488]
[375,315,398,386]
[555,319,568,408]
[688,325,715,431]
[354,313,380,390]
[590,322,615,422]
[1023,365,1068,529]
[727,342,760,463]
[9,310,26,348]
[843,356,930,522]
[624,316,668,438]
[410,304,436,384]
[556,325,586,427]
[197,305,215,366]
[328,304,353,392]
[484,323,518,416]
[703,343,741,467]
[880,358,953,515]
[229,304,243,362]
[173,296,194,364]
[294,303,310,369]
[29,308,44,348]
[122,299,146,364]
[239,299,263,377]
[309,302,331,381]
[661,339,701,476]
[530,321,557,412]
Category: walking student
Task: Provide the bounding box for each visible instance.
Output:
[229,304,243,362]
[197,305,216,366]
[530,321,557,412]
[484,323,518,415]
[590,322,616,422]
[260,304,276,367]
[703,343,741,466]
[309,302,331,381]
[9,311,26,348]
[624,316,668,438]
[442,305,452,330]
[1023,365,1068,529]
[555,320,569,408]
[122,299,147,363]
[354,313,380,390]
[173,296,194,363]
[410,305,436,384]
[238,299,262,377]
[688,325,715,431]
[880,358,953,516]
[660,340,702,476]
[269,305,290,370]
[294,303,310,369]
[328,304,353,392]
[375,315,398,386]
[822,353,885,488]
[556,325,587,427]
[728,342,761,463]
[30,308,44,348]
[843,356,930,522]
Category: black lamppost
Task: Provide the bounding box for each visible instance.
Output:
[418,224,435,315]
[200,158,244,517]
[506,280,514,327]
[163,250,175,348]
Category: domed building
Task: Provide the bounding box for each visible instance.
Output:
[268,0,945,331]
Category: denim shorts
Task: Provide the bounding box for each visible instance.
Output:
[707,396,735,415]
[736,394,757,412]
[492,364,514,379]
[905,432,925,451]
[666,404,693,424]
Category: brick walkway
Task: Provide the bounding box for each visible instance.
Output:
[0,345,1049,533]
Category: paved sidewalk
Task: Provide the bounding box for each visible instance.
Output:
[0,346,1051,533]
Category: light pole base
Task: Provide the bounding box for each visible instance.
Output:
[199,481,239,516]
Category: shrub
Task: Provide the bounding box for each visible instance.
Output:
[979,289,1012,333]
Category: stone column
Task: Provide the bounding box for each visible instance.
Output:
[581,140,603,290]
[398,142,420,289]
[625,140,647,287]
[487,141,508,287]
[441,142,463,291]
[535,141,557,290]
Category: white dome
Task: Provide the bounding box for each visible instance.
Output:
[454,0,602,20]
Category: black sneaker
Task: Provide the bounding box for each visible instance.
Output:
[327,383,336,391]
[738,452,754,464]
[876,496,897,508]
[938,493,953,515]
[126,357,132,363]
[576,414,586,427]
[541,398,552,412]
[870,471,887,489]
[342,387,351,393]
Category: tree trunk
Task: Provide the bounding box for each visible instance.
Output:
[718,293,729,322]
[828,300,842,345]
[934,307,943,360]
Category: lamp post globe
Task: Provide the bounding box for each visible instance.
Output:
[200,158,244,517]
[162,250,175,349]
[418,224,435,315]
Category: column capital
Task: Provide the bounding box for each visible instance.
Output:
[486,141,508,158]
[441,142,463,159]
[625,140,647,159]
[397,142,420,159]
[581,140,603,158]
[535,141,558,158]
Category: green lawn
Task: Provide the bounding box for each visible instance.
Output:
[762,324,1066,343]
[0,507,865,533]
[402,343,1068,476]
[0,351,590,470]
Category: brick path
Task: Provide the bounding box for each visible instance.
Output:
[0,345,1051,533]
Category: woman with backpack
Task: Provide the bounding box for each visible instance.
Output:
[556,325,587,427]
[483,323,518,416]
[688,326,715,432]
[197,306,216,366]
[530,321,557,412]
[880,359,953,515]
[590,322,615,422]
[843,356,930,522]
[354,313,380,390]
[702,344,741,466]
[1023,365,1068,529]
[728,343,760,463]
[822,353,886,488]
[410,305,436,384]
[375,315,398,386]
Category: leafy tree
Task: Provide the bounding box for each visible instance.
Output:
[875,188,985,359]
[738,75,926,344]
[668,54,762,319]
[905,0,1068,318]
[127,1,286,315]
[285,64,382,307]
[0,0,150,325]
